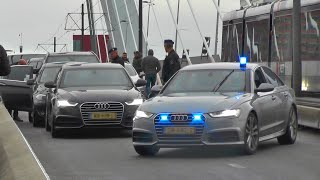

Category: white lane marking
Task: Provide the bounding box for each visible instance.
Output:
[228,163,247,169]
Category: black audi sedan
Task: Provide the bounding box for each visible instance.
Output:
[44,63,146,138]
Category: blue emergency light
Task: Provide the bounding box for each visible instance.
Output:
[159,114,170,123]
[191,113,204,124]
[240,56,247,68]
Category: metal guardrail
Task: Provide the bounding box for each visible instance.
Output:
[0,102,49,180]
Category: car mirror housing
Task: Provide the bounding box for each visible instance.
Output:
[135,79,147,87]
[255,83,275,93]
[44,81,57,89]
[26,79,35,86]
[148,85,163,99]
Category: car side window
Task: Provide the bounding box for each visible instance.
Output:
[254,68,267,88]
[262,67,284,87]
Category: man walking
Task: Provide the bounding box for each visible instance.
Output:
[109,48,125,67]
[122,52,130,63]
[162,39,181,84]
[132,51,143,75]
[141,49,161,96]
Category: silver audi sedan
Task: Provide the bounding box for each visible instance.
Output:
[132,63,298,156]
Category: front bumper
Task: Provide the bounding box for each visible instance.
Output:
[53,103,138,129]
[133,114,247,147]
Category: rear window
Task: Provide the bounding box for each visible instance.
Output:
[46,55,99,63]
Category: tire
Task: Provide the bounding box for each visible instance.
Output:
[134,146,160,156]
[33,111,42,127]
[243,113,259,155]
[277,107,298,145]
[28,112,33,123]
[45,101,51,132]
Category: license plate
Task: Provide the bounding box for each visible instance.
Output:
[90,112,117,120]
[164,127,196,135]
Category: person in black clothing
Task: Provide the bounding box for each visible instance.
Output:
[109,48,124,67]
[162,40,181,84]
[122,52,130,63]
[0,45,11,76]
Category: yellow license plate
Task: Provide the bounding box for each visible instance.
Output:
[90,112,117,120]
[164,127,196,135]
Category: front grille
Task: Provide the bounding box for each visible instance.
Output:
[80,102,124,126]
[154,114,205,144]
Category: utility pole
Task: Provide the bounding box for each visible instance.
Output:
[139,0,143,54]
[81,3,85,51]
[54,37,57,52]
[175,0,181,51]
[214,0,220,55]
[292,0,302,96]
[146,0,152,54]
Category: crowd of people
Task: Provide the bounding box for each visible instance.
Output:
[108,39,181,96]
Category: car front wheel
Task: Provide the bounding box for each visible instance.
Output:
[45,101,51,132]
[243,113,259,155]
[277,107,298,145]
[134,146,160,156]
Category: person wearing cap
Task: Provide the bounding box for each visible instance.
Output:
[141,49,161,96]
[132,51,143,75]
[109,48,125,67]
[162,39,181,84]
[122,52,130,63]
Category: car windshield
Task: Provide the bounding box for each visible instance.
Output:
[39,67,62,83]
[125,64,137,76]
[162,69,247,94]
[60,68,132,89]
[46,55,99,63]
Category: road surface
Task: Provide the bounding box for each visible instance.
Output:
[16,112,320,180]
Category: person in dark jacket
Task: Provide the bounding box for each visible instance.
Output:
[162,39,181,84]
[141,49,161,96]
[122,52,130,63]
[0,45,11,76]
[132,51,143,75]
[109,48,124,67]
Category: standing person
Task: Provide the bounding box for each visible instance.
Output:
[141,49,161,96]
[122,52,130,63]
[162,39,181,84]
[8,59,27,122]
[132,51,143,75]
[109,48,125,67]
[0,44,11,76]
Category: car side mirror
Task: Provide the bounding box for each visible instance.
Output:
[33,69,40,74]
[44,81,57,89]
[254,83,275,93]
[149,85,163,99]
[26,79,35,86]
[135,79,147,87]
[139,73,146,78]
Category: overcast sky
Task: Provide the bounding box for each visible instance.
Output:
[0,0,239,57]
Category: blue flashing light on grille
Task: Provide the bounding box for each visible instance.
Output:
[159,114,170,123]
[192,113,204,123]
[240,56,247,68]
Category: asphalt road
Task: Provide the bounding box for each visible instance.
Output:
[16,112,320,180]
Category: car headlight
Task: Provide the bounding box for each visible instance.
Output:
[36,94,46,101]
[57,100,78,107]
[125,99,143,106]
[209,109,241,118]
[134,110,153,119]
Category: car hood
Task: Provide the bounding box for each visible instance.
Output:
[58,87,140,103]
[139,92,252,114]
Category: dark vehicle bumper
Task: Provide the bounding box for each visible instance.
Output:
[54,104,138,129]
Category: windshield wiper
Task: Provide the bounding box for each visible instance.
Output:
[212,70,235,92]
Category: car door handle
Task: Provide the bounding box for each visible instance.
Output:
[272,96,276,101]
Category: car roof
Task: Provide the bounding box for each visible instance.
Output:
[7,53,45,56]
[62,63,123,70]
[29,58,44,62]
[181,63,260,71]
[43,62,71,68]
[47,51,94,57]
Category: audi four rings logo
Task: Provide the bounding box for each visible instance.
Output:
[94,103,110,110]
[170,115,189,121]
